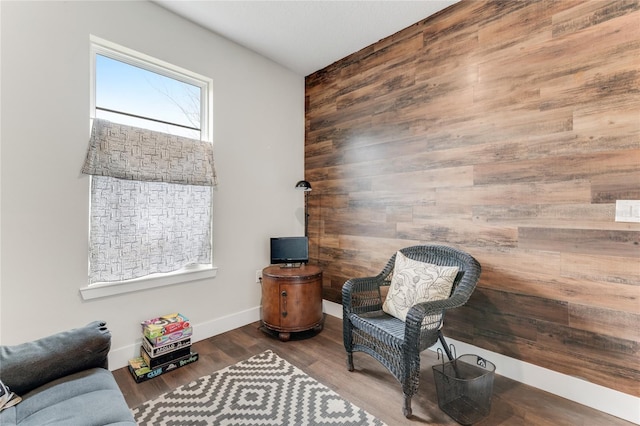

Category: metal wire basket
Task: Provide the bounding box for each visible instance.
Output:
[432,350,496,425]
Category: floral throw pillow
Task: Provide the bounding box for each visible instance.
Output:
[382,251,459,323]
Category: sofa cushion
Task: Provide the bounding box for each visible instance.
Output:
[0,368,135,426]
[382,251,458,325]
[0,321,110,395]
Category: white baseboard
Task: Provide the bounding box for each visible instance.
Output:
[109,301,638,424]
[323,300,640,425]
[323,299,343,318]
[108,306,261,370]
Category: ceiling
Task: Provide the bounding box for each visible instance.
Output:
[153,1,459,76]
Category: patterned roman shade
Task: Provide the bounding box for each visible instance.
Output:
[82,118,217,186]
[82,118,215,284]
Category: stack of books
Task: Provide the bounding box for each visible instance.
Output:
[128,313,198,383]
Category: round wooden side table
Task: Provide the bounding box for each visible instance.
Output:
[261,264,323,341]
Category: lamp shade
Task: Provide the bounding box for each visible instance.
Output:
[295,180,312,191]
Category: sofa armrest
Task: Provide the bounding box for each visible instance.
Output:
[0,321,111,395]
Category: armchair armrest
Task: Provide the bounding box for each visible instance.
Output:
[402,298,453,352]
[343,252,398,315]
[403,287,477,352]
[405,297,457,324]
[0,321,111,395]
[342,276,387,315]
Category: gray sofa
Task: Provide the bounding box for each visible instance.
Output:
[0,321,136,425]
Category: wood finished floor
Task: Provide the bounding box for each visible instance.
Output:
[114,315,633,425]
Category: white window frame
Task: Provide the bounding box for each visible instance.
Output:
[80,36,216,300]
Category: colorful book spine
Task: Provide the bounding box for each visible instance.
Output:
[128,352,199,383]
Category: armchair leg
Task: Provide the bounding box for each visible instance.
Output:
[347,353,354,371]
[403,394,412,418]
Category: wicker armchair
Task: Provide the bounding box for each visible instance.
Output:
[342,245,481,418]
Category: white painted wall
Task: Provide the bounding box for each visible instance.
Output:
[0,1,304,367]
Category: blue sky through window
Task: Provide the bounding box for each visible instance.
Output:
[95,54,201,139]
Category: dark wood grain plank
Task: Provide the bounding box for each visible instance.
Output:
[304,0,640,399]
[518,227,640,257]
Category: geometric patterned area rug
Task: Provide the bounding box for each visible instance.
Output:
[132,350,386,425]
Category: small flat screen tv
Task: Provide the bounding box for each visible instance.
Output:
[270,236,309,266]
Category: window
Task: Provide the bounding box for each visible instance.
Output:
[94,53,203,139]
[81,36,216,298]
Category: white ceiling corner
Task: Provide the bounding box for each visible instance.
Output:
[153,1,459,76]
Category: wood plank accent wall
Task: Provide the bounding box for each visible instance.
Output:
[304,0,640,398]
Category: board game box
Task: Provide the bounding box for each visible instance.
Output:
[145,326,193,346]
[140,345,191,368]
[142,335,191,358]
[128,352,199,383]
[141,313,190,339]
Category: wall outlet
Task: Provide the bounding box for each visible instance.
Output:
[255,270,262,283]
[615,200,640,223]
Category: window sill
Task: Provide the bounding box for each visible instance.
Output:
[79,265,217,300]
